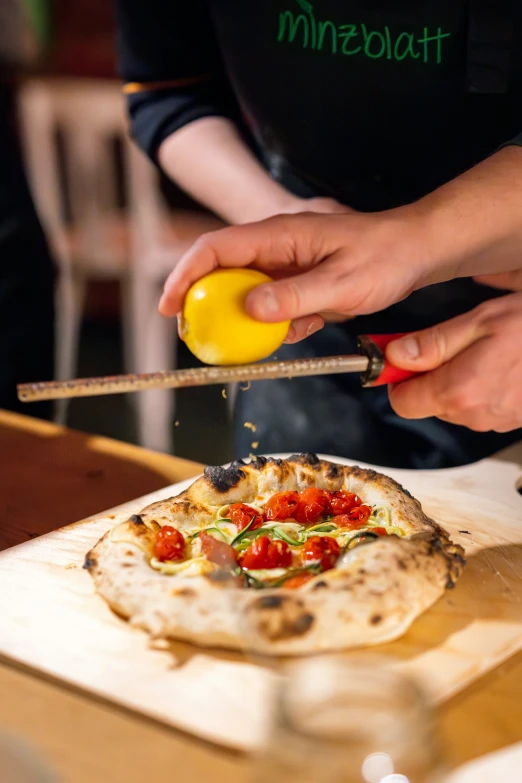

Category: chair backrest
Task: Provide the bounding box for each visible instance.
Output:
[17,77,169,269]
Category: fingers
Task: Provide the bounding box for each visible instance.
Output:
[384,308,489,372]
[283,315,324,344]
[388,368,451,420]
[388,295,522,430]
[246,250,359,322]
[304,197,354,215]
[159,214,340,317]
[474,271,522,292]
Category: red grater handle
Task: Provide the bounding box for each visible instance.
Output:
[358,333,420,387]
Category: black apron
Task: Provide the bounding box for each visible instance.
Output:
[232,1,522,467]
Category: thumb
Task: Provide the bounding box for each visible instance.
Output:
[385,309,487,372]
[474,271,522,292]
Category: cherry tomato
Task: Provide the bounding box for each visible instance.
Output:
[154,526,185,562]
[327,491,361,515]
[295,487,330,525]
[282,572,315,589]
[199,530,238,567]
[228,503,261,532]
[372,527,388,536]
[239,536,292,570]
[333,514,367,530]
[264,491,300,521]
[347,504,372,524]
[301,535,340,571]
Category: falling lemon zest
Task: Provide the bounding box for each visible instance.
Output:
[244,422,257,432]
[221,388,227,399]
[174,421,180,427]
[240,381,252,392]
[251,441,259,449]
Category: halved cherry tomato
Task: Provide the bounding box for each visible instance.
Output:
[154,526,185,562]
[327,491,361,515]
[295,487,330,525]
[199,530,238,567]
[228,503,262,532]
[239,536,292,570]
[263,491,299,521]
[301,535,340,571]
[333,513,367,530]
[347,504,372,524]
[372,527,388,536]
[282,572,315,589]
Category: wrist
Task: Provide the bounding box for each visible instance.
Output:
[370,204,443,292]
[402,147,522,285]
[226,189,304,225]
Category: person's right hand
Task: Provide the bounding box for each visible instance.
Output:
[159,208,431,342]
[281,196,353,217]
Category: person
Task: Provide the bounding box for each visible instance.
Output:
[0,0,54,419]
[160,212,522,436]
[117,0,522,467]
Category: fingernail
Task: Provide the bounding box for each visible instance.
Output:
[394,337,420,360]
[307,321,322,337]
[250,286,280,318]
[283,325,296,343]
[158,294,168,314]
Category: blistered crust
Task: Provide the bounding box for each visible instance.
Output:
[86,454,465,654]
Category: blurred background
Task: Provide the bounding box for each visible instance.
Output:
[9,0,231,465]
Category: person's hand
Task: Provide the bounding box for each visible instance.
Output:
[160,146,522,342]
[474,270,522,292]
[385,293,522,432]
[159,209,431,341]
[280,196,353,216]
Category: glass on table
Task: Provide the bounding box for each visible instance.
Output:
[250,656,449,783]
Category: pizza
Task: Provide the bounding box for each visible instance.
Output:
[85,453,465,654]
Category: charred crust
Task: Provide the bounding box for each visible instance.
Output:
[129,514,144,525]
[312,580,328,590]
[289,452,320,467]
[249,455,267,469]
[204,464,245,492]
[231,458,246,467]
[252,596,315,641]
[171,587,196,597]
[370,614,383,625]
[326,462,340,479]
[258,595,283,609]
[83,554,97,571]
[446,576,456,589]
[293,613,315,634]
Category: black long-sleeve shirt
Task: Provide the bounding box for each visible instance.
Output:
[116,0,522,210]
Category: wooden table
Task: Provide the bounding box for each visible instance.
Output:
[0,410,521,781]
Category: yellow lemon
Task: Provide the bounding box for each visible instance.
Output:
[181,269,290,365]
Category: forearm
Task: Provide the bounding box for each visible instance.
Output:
[407,146,522,287]
[158,116,300,224]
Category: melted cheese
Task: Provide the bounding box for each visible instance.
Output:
[149,556,216,577]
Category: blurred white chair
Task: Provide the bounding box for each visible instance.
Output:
[17,78,223,453]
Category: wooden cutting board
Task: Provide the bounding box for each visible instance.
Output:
[0,454,521,751]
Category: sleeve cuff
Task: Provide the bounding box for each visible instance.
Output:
[127,81,240,160]
[499,132,522,149]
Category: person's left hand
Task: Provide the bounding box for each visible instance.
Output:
[385,293,522,432]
